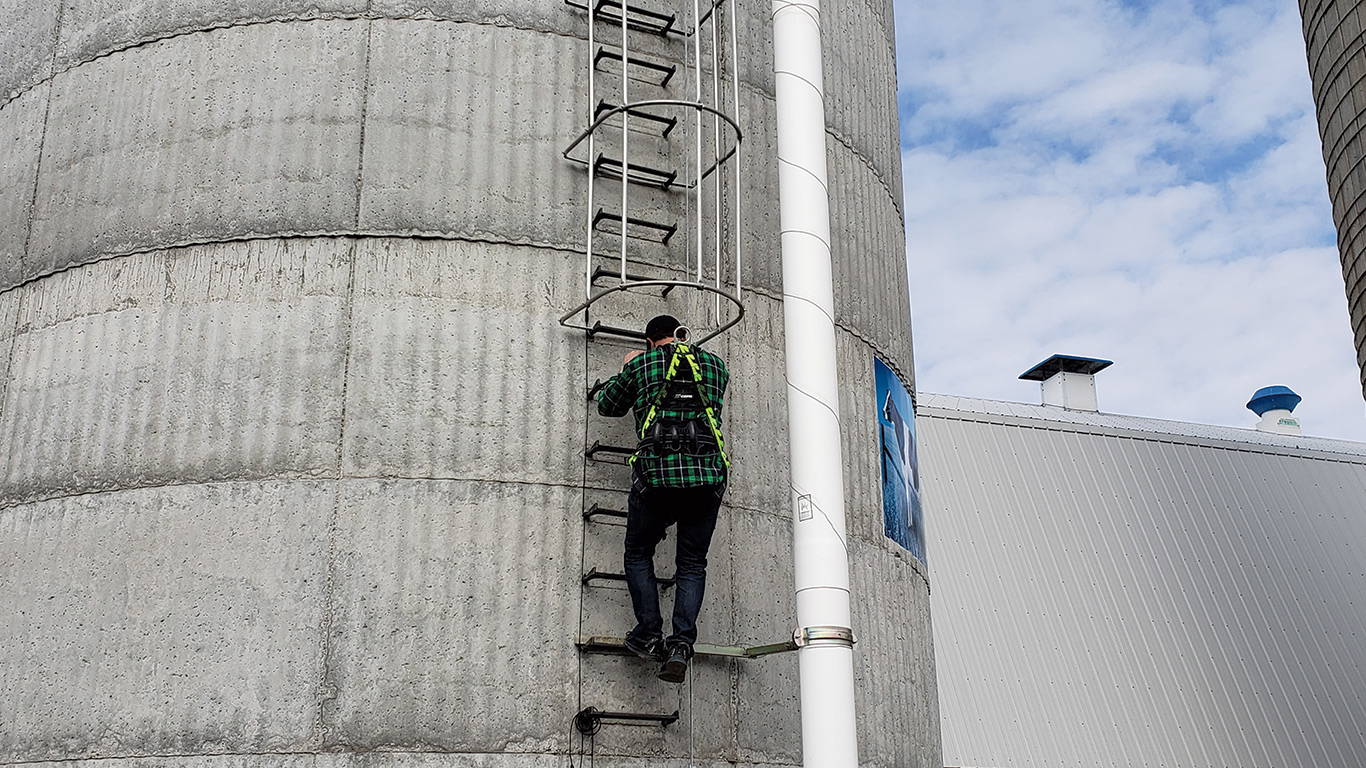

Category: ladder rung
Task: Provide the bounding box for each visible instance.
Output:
[585,440,636,458]
[594,99,678,137]
[574,706,679,735]
[584,503,628,521]
[581,567,675,587]
[589,266,681,299]
[587,322,648,341]
[593,154,678,189]
[564,0,677,35]
[590,265,677,286]
[592,208,676,244]
[563,0,676,35]
[593,52,678,89]
[587,378,608,399]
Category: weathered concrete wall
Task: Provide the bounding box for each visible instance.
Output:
[1300,0,1366,398]
[0,1,935,766]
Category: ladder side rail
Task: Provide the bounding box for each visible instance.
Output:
[585,0,598,302]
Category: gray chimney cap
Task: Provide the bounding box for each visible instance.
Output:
[1018,354,1113,381]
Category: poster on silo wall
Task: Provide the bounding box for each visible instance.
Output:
[875,357,925,563]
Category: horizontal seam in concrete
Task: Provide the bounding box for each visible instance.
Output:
[733,77,905,223]
[0,232,585,299]
[0,10,778,116]
[0,753,805,767]
[1316,59,1366,166]
[748,281,917,385]
[0,14,542,115]
[0,474,597,512]
[744,282,913,387]
[1304,17,1358,104]
[0,12,361,113]
[826,125,905,223]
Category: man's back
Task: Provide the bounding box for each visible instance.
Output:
[597,342,728,488]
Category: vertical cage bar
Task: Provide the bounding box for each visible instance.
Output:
[693,0,704,284]
[585,0,598,300]
[619,0,631,283]
[730,0,743,312]
[711,1,723,325]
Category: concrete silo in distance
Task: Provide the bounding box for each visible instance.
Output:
[1299,0,1366,399]
[0,0,937,766]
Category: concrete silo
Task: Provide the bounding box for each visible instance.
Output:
[1299,0,1366,399]
[0,1,936,766]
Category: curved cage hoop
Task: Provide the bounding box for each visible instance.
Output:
[563,99,743,181]
[559,280,744,345]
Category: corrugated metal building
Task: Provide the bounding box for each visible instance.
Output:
[917,386,1366,768]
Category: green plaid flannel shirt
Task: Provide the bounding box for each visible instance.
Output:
[597,343,729,488]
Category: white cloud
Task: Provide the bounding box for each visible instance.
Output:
[897,0,1366,441]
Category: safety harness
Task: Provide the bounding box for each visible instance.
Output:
[633,343,730,469]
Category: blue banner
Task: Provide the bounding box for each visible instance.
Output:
[875,357,925,562]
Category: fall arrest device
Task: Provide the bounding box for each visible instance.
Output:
[632,343,730,468]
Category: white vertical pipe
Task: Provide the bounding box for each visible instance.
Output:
[772,0,859,765]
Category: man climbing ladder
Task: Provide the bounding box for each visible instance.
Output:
[596,314,730,684]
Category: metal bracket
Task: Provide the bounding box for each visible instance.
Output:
[576,633,797,658]
[793,625,856,649]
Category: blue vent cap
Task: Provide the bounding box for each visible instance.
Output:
[1247,386,1301,416]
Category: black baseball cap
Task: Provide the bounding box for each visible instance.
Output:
[644,314,682,341]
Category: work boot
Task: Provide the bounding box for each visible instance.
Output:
[624,633,666,662]
[657,642,691,683]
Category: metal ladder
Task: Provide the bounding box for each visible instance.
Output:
[561,0,753,758]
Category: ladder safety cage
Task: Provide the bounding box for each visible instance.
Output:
[562,0,745,346]
[565,0,750,752]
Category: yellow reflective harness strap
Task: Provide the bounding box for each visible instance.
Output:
[677,347,730,470]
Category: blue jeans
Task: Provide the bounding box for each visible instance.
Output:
[623,474,724,648]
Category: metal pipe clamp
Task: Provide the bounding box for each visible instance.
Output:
[793,625,856,648]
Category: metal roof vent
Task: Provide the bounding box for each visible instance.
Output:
[1019,354,1113,412]
[1247,386,1302,435]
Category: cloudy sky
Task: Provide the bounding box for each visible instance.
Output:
[892,0,1366,442]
